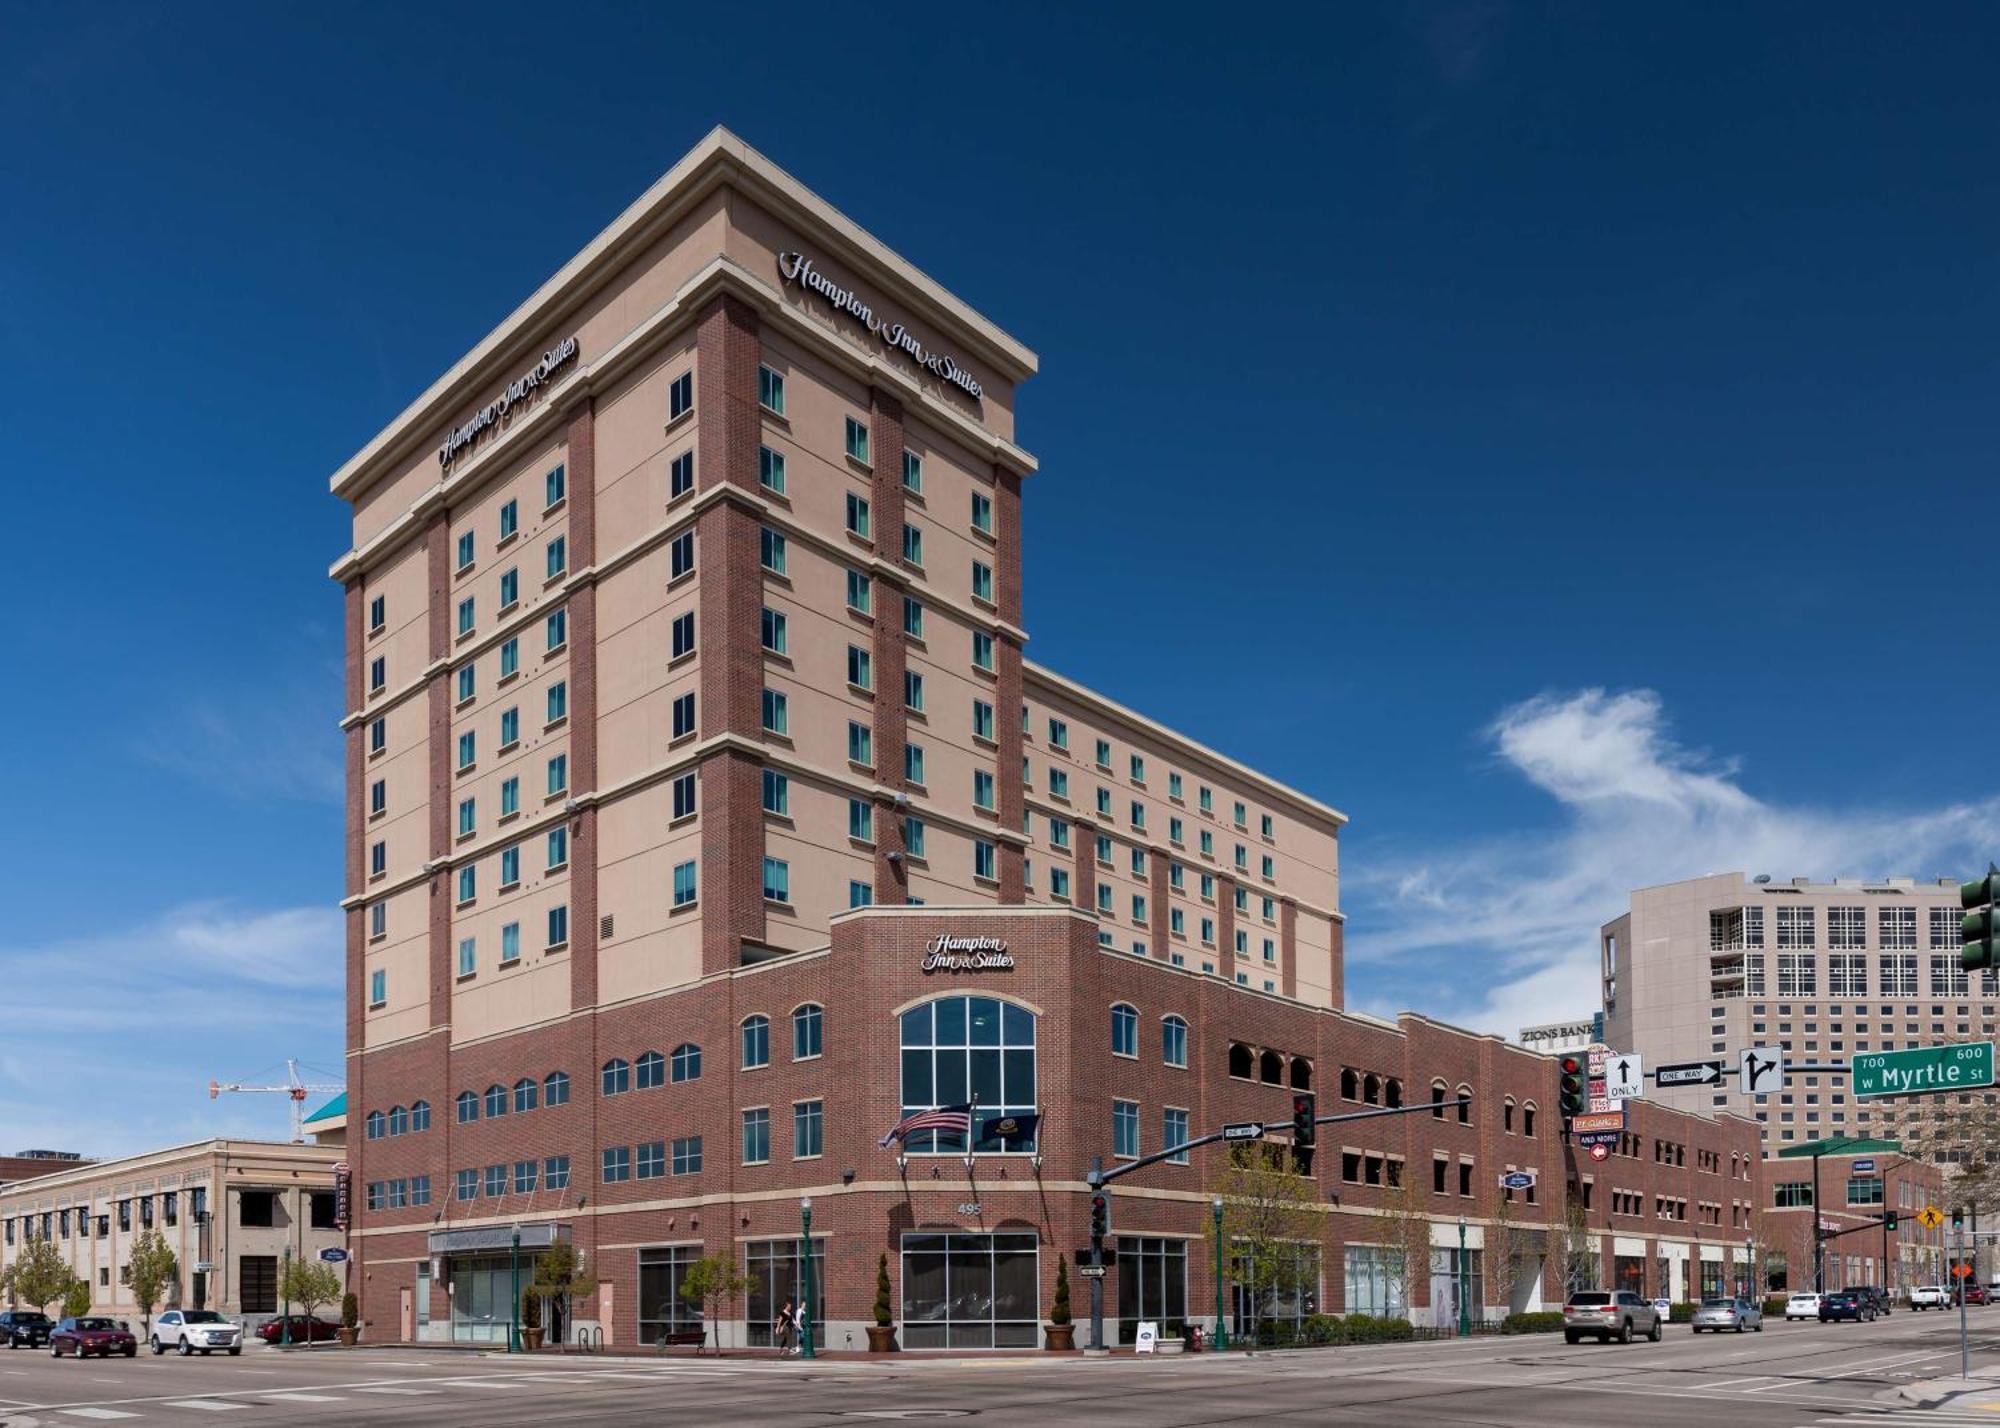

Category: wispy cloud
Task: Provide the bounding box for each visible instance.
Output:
[134,659,343,805]
[1348,688,2000,1037]
[0,903,343,1156]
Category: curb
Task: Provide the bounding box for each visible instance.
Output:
[1893,1376,2000,1408]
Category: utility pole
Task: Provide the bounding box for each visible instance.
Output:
[1087,1157,1106,1352]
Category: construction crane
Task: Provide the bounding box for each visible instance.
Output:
[209,1059,343,1144]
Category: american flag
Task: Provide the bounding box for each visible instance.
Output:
[880,1102,975,1147]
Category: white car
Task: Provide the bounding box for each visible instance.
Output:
[150,1310,242,1356]
[1784,1291,1822,1321]
[1910,1285,1949,1310]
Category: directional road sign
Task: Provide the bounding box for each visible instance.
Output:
[1221,1121,1265,1143]
[318,1248,349,1263]
[1852,1042,1996,1100]
[1078,1264,1108,1279]
[1655,1060,1726,1088]
[1574,1130,1621,1147]
[1587,1144,1610,1162]
[1498,1171,1537,1190]
[1919,1206,1945,1230]
[1739,1047,1785,1095]
[1603,1054,1645,1101]
[1851,1159,1875,1174]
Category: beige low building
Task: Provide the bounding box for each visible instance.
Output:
[0,1141,346,1327]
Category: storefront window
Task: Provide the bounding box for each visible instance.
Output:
[1233,1244,1320,1341]
[638,1246,702,1345]
[901,1232,1039,1347]
[1613,1255,1645,1296]
[1699,1259,1726,1299]
[745,1238,826,1347]
[898,997,1037,1153]
[1116,1237,1187,1343]
[1426,1247,1481,1331]
[447,1256,512,1342]
[1344,1245,1407,1318]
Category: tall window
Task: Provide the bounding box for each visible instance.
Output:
[742,1015,770,1069]
[1116,1237,1186,1345]
[639,1247,703,1343]
[898,995,1037,1152]
[793,1004,824,1060]
[1162,1015,1188,1067]
[1111,1003,1138,1057]
[1112,1099,1139,1158]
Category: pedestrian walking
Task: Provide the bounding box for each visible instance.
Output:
[774,1297,797,1355]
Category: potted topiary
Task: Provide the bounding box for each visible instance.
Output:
[521,1288,544,1352]
[1045,1254,1075,1350]
[867,1253,898,1352]
[338,1292,359,1348]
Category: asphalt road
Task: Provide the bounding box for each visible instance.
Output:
[0,1310,1995,1427]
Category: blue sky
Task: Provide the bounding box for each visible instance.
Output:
[3,3,1996,1153]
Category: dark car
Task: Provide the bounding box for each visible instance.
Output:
[1956,1283,1990,1307]
[1820,1289,1876,1323]
[50,1317,138,1359]
[1850,1286,1891,1316]
[255,1314,342,1344]
[0,1311,53,1348]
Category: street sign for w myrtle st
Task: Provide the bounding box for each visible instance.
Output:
[1853,1042,1995,1099]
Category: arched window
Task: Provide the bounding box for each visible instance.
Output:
[485,1084,508,1118]
[543,1071,570,1106]
[1431,1080,1448,1120]
[388,1105,409,1137]
[1259,1050,1283,1085]
[1111,1004,1139,1058]
[1340,1068,1359,1101]
[456,1090,479,1124]
[1229,1043,1254,1079]
[602,1058,631,1096]
[365,1111,384,1140]
[514,1078,539,1113]
[1522,1103,1537,1138]
[1290,1057,1312,1091]
[671,1043,702,1082]
[742,1015,770,1069]
[1503,1099,1516,1133]
[1161,1015,1188,1068]
[898,994,1037,1152]
[1384,1079,1403,1109]
[1363,1073,1381,1106]
[1456,1084,1473,1125]
[410,1100,431,1132]
[636,1050,665,1089]
[793,1004,823,1060]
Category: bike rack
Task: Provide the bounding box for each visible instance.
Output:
[574,1324,602,1354]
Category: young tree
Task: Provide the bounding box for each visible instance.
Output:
[1217,1144,1322,1344]
[677,1254,756,1353]
[1489,1190,1521,1314]
[1374,1168,1436,1320]
[125,1230,179,1336]
[62,1276,91,1319]
[1552,1171,1597,1298]
[279,1258,342,1329]
[529,1241,599,1347]
[7,1239,76,1318]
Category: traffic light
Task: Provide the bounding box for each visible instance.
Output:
[1292,1092,1316,1175]
[1559,1055,1588,1120]
[1953,1205,1966,1232]
[1963,865,2000,974]
[1885,1211,1899,1232]
[1089,1192,1109,1242]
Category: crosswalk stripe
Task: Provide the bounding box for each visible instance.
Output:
[58,1411,141,1421]
[351,1385,442,1394]
[261,1393,346,1402]
[162,1401,247,1412]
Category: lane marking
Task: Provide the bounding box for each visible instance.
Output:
[261,1393,347,1402]
[58,1412,141,1422]
[351,1385,442,1395]
[163,1401,249,1412]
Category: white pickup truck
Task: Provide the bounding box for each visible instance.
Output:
[1909,1285,1949,1310]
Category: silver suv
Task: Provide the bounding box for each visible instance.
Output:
[1563,1289,1663,1344]
[150,1310,242,1356]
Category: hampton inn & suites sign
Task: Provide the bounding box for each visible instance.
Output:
[920,935,1014,974]
[778,252,984,400]
[438,336,580,468]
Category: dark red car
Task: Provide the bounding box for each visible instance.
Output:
[51,1317,137,1359]
[255,1314,342,1344]
[1958,1283,1990,1307]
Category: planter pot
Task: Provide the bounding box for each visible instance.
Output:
[1156,1338,1184,1355]
[523,1328,545,1352]
[866,1325,899,1353]
[336,1329,358,1348]
[1044,1323,1075,1351]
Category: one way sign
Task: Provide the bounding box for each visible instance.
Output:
[1739,1047,1785,1096]
[1655,1060,1725,1088]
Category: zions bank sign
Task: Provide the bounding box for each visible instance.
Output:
[778,252,984,401]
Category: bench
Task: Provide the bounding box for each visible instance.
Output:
[655,1329,707,1353]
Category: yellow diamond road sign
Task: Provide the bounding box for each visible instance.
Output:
[1918,1205,1944,1230]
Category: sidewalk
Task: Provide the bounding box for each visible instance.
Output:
[1893,1374,2000,1409]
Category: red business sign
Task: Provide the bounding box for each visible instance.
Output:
[1569,1111,1626,1134]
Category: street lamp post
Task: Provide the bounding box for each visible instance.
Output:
[1457,1217,1470,1337]
[1743,1237,1754,1301]
[280,1245,292,1347]
[1212,1197,1228,1352]
[508,1226,521,1354]
[799,1197,816,1360]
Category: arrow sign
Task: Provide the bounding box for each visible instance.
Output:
[1603,1054,1644,1101]
[1655,1060,1726,1087]
[1739,1047,1785,1095]
[1221,1122,1265,1143]
[1078,1264,1108,1278]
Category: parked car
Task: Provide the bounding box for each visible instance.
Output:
[150,1309,243,1356]
[50,1317,137,1359]
[1956,1283,1990,1307]
[1910,1285,1949,1310]
[1563,1290,1663,1344]
[1819,1289,1876,1322]
[1784,1292,1822,1321]
[255,1314,341,1344]
[0,1311,53,1349]
[1691,1297,1764,1333]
